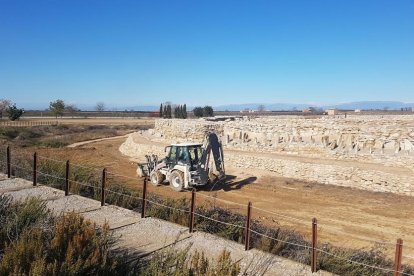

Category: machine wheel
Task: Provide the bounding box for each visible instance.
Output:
[169,170,184,191]
[150,171,165,186]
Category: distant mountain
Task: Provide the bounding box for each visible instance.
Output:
[324,101,414,110]
[215,101,414,111]
[121,105,159,112]
[215,103,310,111]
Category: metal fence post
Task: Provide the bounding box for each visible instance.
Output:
[65,160,70,196]
[101,168,106,206]
[6,146,11,178]
[311,218,318,273]
[394,238,403,276]
[33,152,37,186]
[141,177,148,218]
[189,188,196,233]
[244,201,252,251]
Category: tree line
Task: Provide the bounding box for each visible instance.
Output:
[159,103,188,119]
[159,103,214,119]
[193,106,214,117]
[1,98,216,121]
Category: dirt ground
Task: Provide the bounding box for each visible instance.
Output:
[31,133,414,264]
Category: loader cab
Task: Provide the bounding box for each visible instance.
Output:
[165,143,203,169]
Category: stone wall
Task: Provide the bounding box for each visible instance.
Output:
[226,154,414,196]
[120,133,414,197]
[154,119,223,141]
[153,116,414,168]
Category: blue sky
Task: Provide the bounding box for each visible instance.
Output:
[0,0,413,109]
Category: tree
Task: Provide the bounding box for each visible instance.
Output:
[166,104,172,118]
[193,107,203,117]
[95,102,105,112]
[174,106,178,118]
[6,104,24,121]
[65,104,78,118]
[178,105,183,119]
[203,106,214,117]
[0,99,11,120]
[49,99,65,118]
[183,104,187,119]
[258,105,265,112]
[159,104,163,118]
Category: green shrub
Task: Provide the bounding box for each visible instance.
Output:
[0,128,20,139]
[0,196,50,247]
[0,209,122,276]
[140,246,240,276]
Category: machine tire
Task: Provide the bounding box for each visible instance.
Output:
[150,171,165,186]
[169,170,184,191]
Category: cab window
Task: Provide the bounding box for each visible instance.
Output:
[168,146,177,161]
[176,147,190,164]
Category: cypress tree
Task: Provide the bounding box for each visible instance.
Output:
[174,106,178,118]
[159,103,163,118]
[163,105,167,118]
[167,104,172,118]
[183,104,187,119]
[178,105,183,118]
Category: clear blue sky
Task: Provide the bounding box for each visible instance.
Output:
[0,0,413,109]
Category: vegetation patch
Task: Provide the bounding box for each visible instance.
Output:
[0,124,150,148]
[0,195,243,276]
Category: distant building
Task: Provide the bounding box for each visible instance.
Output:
[354,109,361,113]
[302,108,312,113]
[326,109,339,116]
[240,109,256,113]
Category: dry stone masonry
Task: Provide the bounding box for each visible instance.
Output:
[121,115,414,196]
[154,116,414,157]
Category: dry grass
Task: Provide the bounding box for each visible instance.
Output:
[0,124,151,148]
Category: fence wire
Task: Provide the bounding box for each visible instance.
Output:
[317,248,414,276]
[251,205,309,225]
[249,228,312,250]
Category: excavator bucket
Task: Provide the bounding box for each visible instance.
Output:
[137,163,149,177]
[198,133,226,184]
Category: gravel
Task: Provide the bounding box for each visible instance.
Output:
[0,177,33,191]
[3,185,64,201]
[113,217,191,253]
[46,194,101,215]
[82,205,141,229]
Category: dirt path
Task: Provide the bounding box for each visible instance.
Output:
[67,133,132,148]
[36,135,414,263]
